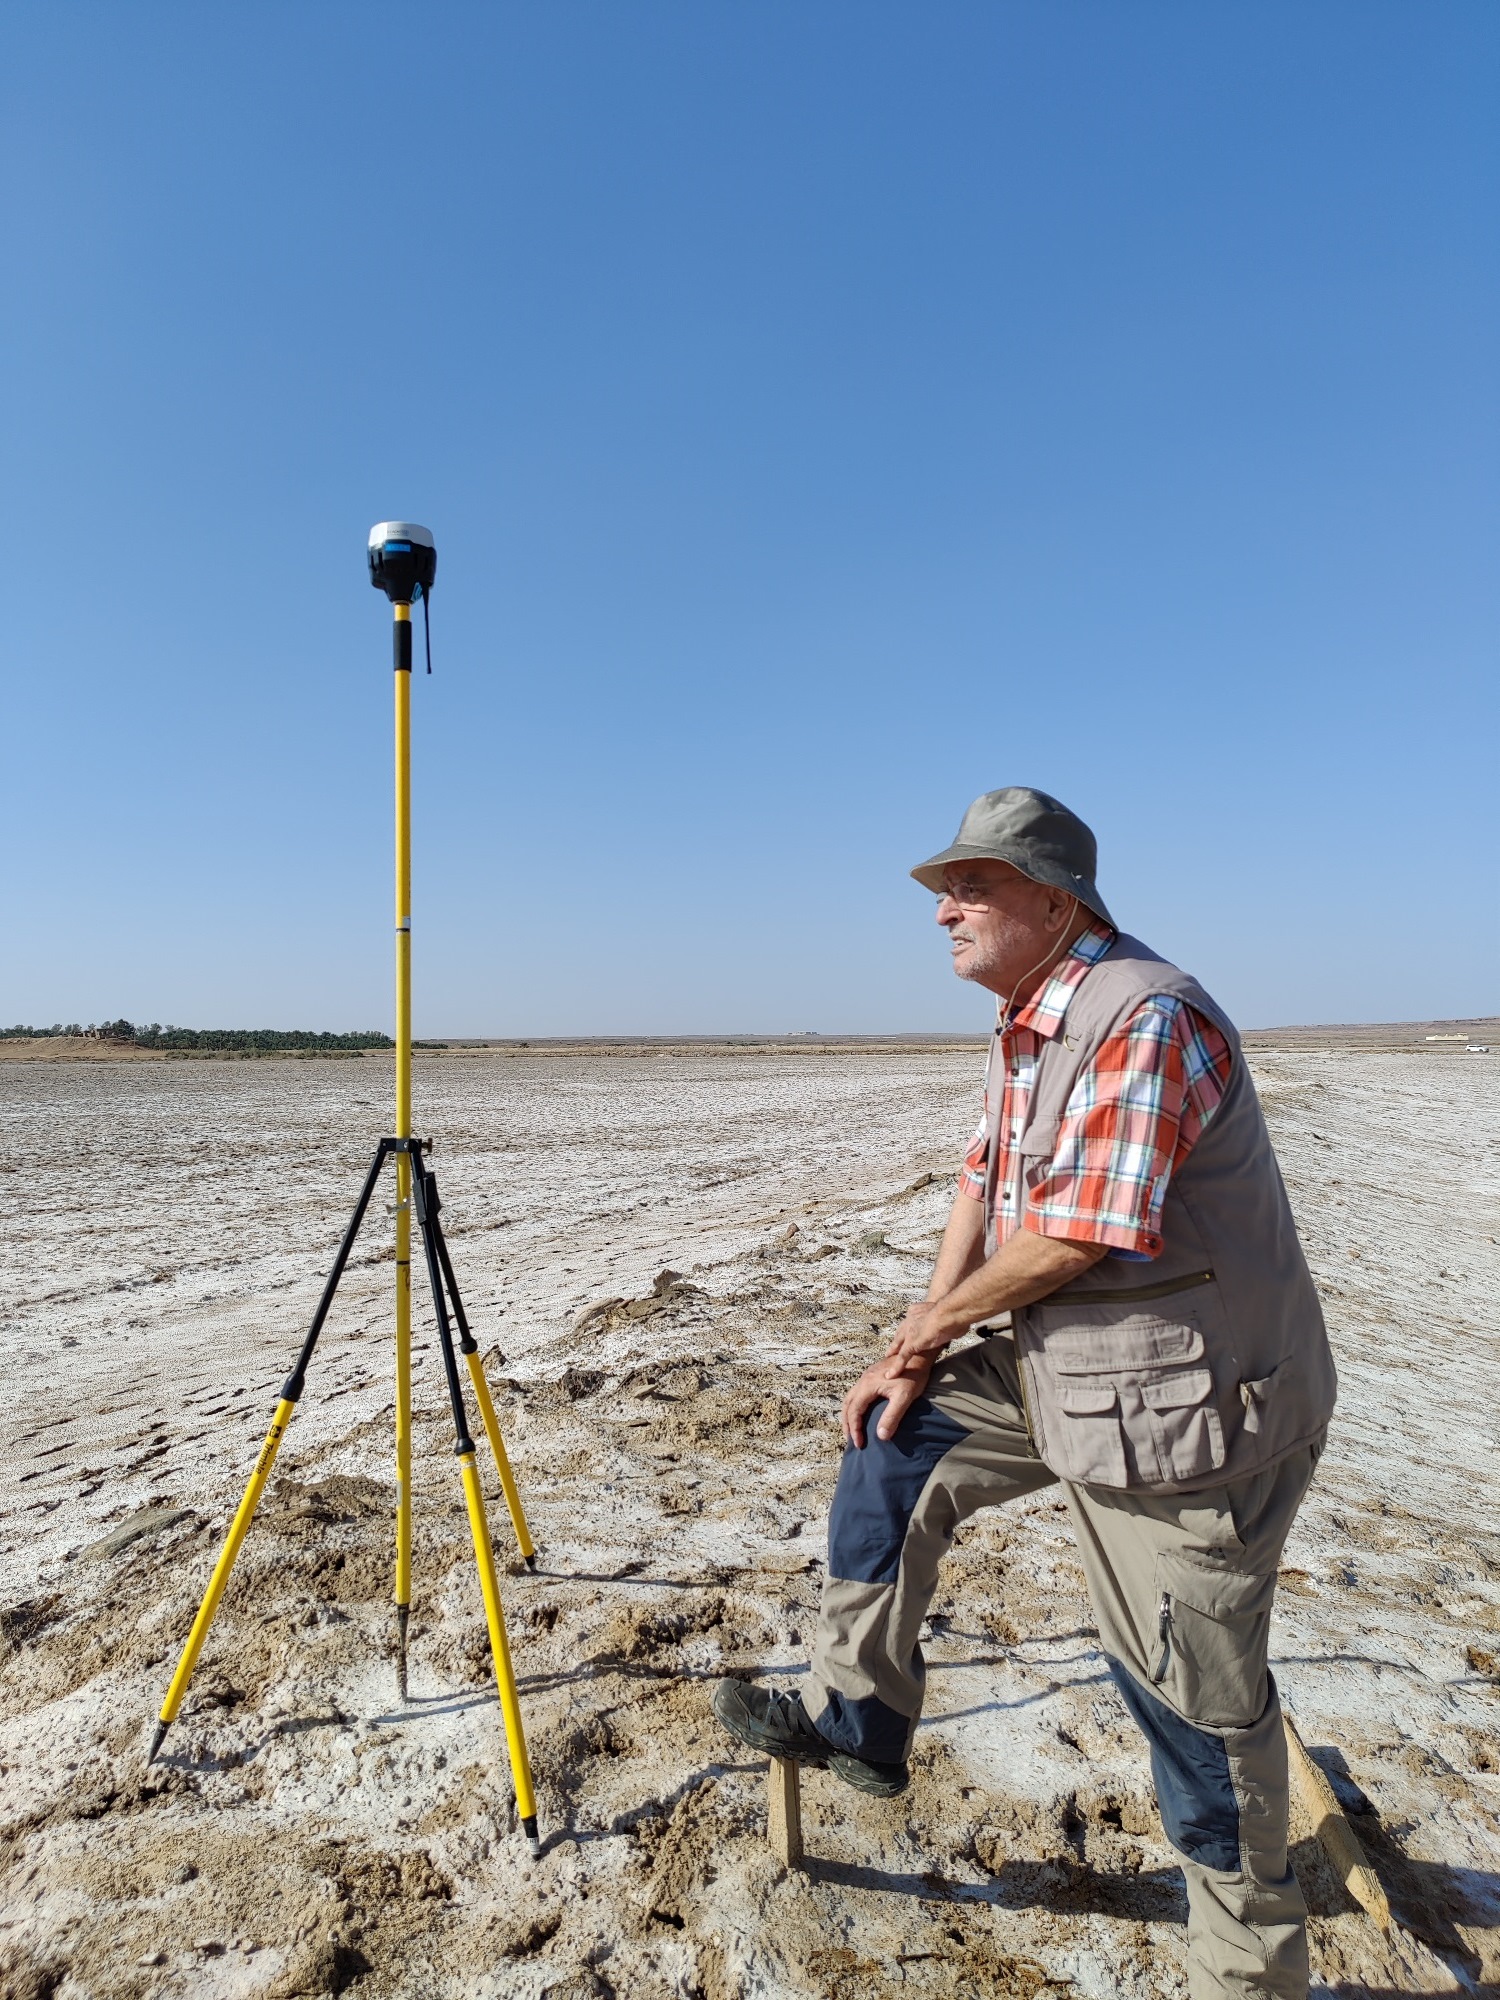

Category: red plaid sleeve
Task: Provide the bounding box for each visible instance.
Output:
[1023,1000,1233,1257]
[957,1115,988,1200]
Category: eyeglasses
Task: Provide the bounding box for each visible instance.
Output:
[937,877,999,909]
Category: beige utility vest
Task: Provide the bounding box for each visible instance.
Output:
[984,933,1337,1493]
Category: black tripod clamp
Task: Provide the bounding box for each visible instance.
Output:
[277,1134,479,1438]
[407,1155,481,1456]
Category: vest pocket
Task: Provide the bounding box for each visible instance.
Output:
[1056,1383,1127,1485]
[1140,1367,1225,1484]
[1046,1309,1205,1375]
[1237,1366,1280,1436]
[1022,1307,1226,1488]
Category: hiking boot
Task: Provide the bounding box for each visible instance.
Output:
[711,1679,910,1796]
[712,1678,829,1765]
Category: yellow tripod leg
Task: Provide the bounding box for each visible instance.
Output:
[149,1397,296,1761]
[458,1447,540,1854]
[464,1349,535,1567]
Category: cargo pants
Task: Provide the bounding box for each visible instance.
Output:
[806,1333,1320,2000]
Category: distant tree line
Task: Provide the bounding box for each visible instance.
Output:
[3,1020,394,1052]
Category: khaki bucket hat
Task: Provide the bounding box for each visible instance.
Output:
[911,787,1114,928]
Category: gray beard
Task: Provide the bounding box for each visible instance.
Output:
[953,936,1004,983]
[950,925,1018,987]
[950,915,1032,987]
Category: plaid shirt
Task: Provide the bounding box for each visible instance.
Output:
[958,923,1233,1259]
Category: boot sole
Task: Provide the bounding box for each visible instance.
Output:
[829,1752,910,1797]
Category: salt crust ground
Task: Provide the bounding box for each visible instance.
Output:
[1,1049,1497,1999]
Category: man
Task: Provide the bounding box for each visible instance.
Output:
[713,787,1337,1999]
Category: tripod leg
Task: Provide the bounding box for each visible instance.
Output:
[464,1353,536,1568]
[429,1207,537,1567]
[148,1141,392,1762]
[458,1445,540,1854]
[149,1399,295,1760]
[413,1167,540,1854]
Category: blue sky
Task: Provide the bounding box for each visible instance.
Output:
[6,4,1496,1035]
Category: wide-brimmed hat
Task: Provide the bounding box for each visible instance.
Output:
[910,787,1114,927]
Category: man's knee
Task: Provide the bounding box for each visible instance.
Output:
[827,1397,969,1586]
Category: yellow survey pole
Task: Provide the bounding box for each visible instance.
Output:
[147,525,542,1854]
[149,1399,296,1760]
[393,601,414,1690]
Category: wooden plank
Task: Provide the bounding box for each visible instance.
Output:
[1284,1713,1391,1930]
[767,1756,804,1868]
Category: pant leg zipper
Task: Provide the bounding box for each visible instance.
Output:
[1150,1592,1173,1682]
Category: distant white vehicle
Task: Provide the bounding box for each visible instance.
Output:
[1467,1044,1491,1055]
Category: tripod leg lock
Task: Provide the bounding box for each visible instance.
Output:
[411,1170,439,1227]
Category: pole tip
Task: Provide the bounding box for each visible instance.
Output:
[521,1815,541,1858]
[396,1605,410,1702]
[524,1552,538,1571]
[147,1721,168,1764]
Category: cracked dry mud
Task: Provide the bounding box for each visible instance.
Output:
[1,1048,1497,1998]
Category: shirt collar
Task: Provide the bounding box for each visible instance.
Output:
[1004,921,1116,1039]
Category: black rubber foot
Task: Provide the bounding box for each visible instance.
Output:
[396,1604,410,1702]
[147,1722,168,1764]
[524,1552,537,1571]
[521,1814,540,1857]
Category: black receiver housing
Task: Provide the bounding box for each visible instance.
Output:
[368,523,437,605]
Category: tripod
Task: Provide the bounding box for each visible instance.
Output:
[147,526,542,1854]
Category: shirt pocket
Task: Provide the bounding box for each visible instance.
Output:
[1148,1551,1277,1728]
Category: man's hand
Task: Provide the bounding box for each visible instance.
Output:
[885,1298,962,1367]
[839,1228,1110,1449]
[840,1351,933,1448]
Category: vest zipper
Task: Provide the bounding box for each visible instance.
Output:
[1052,1268,1215,1308]
[1150,1593,1173,1682]
[1015,1346,1038,1446]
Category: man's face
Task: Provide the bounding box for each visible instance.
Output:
[937,859,1063,997]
